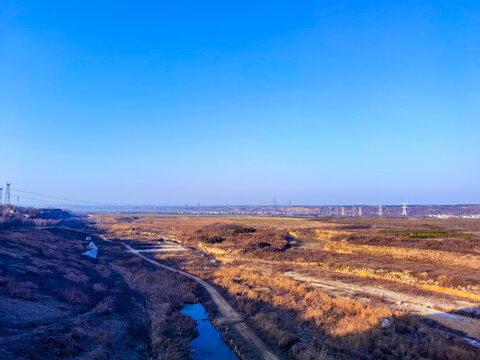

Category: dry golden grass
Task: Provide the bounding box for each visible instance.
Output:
[210,265,480,359]
[289,228,348,241]
[214,266,394,337]
[329,266,480,300]
[214,267,386,352]
[325,240,480,270]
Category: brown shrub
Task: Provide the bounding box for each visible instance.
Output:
[48,334,82,357]
[115,257,143,266]
[63,270,89,284]
[60,286,91,305]
[253,312,298,348]
[93,283,108,293]
[93,296,116,315]
[0,279,40,301]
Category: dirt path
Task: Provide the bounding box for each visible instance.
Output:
[122,243,281,360]
[296,237,328,250]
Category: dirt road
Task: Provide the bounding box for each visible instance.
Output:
[283,270,480,345]
[122,243,281,360]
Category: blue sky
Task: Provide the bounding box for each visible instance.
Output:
[1,1,479,206]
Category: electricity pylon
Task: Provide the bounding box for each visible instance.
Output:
[5,183,10,205]
[402,203,408,216]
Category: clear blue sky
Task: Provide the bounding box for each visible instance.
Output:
[1,1,479,206]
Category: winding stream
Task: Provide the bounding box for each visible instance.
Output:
[180,303,239,360]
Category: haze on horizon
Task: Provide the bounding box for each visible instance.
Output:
[1,1,479,207]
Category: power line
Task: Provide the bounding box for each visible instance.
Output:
[11,194,68,205]
[11,188,101,205]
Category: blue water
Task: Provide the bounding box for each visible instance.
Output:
[180,303,239,360]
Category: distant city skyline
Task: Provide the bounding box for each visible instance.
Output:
[2,1,479,206]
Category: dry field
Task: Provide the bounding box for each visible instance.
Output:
[0,225,210,360]
[93,214,480,359]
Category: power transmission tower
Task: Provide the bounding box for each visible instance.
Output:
[5,183,11,205]
[378,203,383,216]
[358,206,362,217]
[402,203,408,217]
